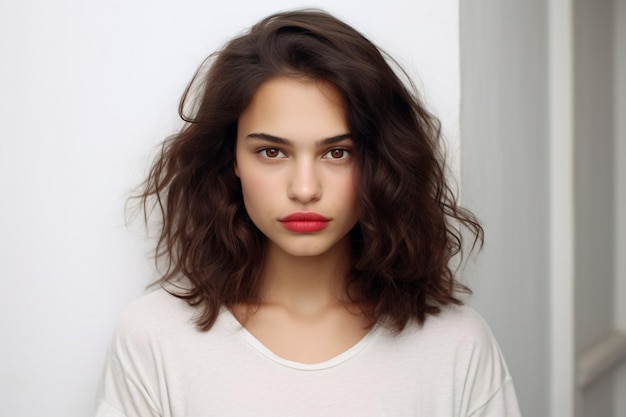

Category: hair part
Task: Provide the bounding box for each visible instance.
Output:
[138,8,483,332]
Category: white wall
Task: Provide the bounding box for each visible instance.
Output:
[460,2,551,416]
[0,1,460,416]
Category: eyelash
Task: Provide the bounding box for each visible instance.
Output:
[257,147,351,160]
[258,148,287,159]
[323,148,350,160]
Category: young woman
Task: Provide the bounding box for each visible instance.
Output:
[96,9,521,417]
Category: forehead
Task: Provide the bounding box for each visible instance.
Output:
[237,76,349,143]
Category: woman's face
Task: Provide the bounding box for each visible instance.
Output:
[235,76,358,259]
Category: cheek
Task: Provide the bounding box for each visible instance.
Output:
[343,172,360,223]
[239,172,274,214]
[240,174,260,203]
[338,170,358,204]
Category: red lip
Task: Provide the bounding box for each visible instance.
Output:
[279,212,331,233]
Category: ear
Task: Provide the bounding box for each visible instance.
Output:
[234,160,240,178]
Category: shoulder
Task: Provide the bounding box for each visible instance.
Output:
[389,304,498,350]
[422,305,519,414]
[380,304,513,392]
[420,305,509,370]
[380,305,520,415]
[422,304,496,344]
[108,287,226,360]
[110,288,239,353]
[118,288,194,326]
[98,289,208,416]
[113,288,194,341]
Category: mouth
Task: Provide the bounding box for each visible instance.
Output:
[279,212,331,233]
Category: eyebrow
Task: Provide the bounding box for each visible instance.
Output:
[245,132,352,147]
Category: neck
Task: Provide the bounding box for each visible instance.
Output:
[258,237,353,317]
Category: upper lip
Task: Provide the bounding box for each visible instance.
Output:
[279,212,331,222]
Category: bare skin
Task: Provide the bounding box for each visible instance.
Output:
[234,236,368,364]
[233,76,369,364]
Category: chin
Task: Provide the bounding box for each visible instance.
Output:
[270,240,336,259]
[282,247,332,258]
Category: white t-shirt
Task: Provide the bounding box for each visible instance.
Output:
[95,289,521,417]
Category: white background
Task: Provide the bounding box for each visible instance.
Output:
[0,1,459,416]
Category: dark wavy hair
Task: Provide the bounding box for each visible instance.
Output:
[140,9,483,332]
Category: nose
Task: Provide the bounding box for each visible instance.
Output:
[287,159,321,203]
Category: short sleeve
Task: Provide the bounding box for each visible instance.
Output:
[95,306,163,417]
[468,378,521,417]
[459,309,522,417]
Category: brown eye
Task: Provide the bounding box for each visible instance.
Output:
[323,148,349,160]
[260,148,286,159]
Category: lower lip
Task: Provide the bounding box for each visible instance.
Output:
[281,220,329,233]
